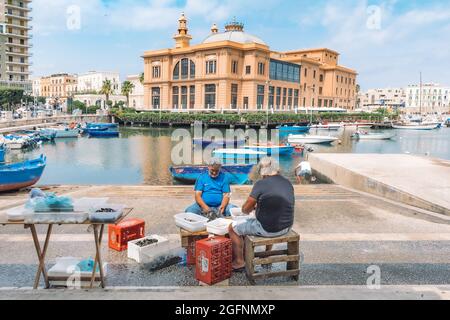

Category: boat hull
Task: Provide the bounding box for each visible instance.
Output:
[392,124,439,130]
[288,135,338,144]
[87,123,118,129]
[353,133,395,140]
[55,129,80,138]
[0,156,46,192]
[89,131,120,138]
[0,147,4,162]
[170,164,254,185]
[277,126,310,133]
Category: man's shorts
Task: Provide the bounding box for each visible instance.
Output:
[232,218,291,238]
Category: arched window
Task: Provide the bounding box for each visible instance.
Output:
[173,62,180,80]
[173,59,195,80]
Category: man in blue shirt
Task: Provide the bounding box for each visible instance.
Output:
[185,158,236,217]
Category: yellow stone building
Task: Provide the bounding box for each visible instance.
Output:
[142,14,357,111]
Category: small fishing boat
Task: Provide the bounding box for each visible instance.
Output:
[169,164,254,185]
[193,138,246,149]
[82,126,109,135]
[88,130,120,138]
[352,131,395,140]
[277,124,310,133]
[40,127,79,138]
[243,144,294,156]
[391,123,439,130]
[213,148,266,160]
[287,134,339,145]
[0,134,32,150]
[0,155,46,192]
[86,123,118,129]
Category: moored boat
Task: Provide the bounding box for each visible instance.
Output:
[243,144,294,156]
[86,123,118,129]
[169,164,254,185]
[352,131,395,140]
[213,148,266,160]
[277,124,310,133]
[40,127,80,138]
[287,134,339,144]
[391,123,439,130]
[0,155,46,192]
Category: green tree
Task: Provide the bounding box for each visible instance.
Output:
[100,79,113,108]
[37,96,47,105]
[139,72,144,84]
[0,89,24,111]
[121,80,135,110]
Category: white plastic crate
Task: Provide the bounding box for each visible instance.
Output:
[206,218,233,236]
[127,235,171,263]
[174,213,208,232]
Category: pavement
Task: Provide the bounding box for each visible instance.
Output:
[309,154,450,215]
[1,184,450,299]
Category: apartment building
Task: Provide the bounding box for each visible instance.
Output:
[0,0,32,92]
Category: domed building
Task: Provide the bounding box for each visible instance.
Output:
[142,14,357,111]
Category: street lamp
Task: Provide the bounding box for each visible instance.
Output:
[265,80,271,128]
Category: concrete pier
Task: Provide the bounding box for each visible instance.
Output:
[309,154,450,216]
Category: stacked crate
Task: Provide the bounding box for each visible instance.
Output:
[195,236,232,285]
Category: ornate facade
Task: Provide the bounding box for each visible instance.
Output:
[142,14,357,111]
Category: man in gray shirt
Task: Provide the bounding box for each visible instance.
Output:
[228,157,295,271]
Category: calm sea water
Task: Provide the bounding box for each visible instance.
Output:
[5,126,450,186]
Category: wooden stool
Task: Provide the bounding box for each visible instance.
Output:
[244,230,300,284]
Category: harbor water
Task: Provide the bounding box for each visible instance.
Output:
[4,126,450,186]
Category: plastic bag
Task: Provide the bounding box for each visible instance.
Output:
[26,191,74,212]
[76,258,100,273]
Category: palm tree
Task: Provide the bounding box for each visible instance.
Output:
[139,72,144,84]
[121,80,135,110]
[100,79,113,109]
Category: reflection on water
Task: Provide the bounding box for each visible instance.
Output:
[4,126,449,186]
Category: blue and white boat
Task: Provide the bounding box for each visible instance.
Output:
[243,144,294,156]
[276,124,310,133]
[82,126,109,135]
[0,155,46,192]
[193,139,246,149]
[213,148,266,160]
[40,127,79,138]
[169,164,254,185]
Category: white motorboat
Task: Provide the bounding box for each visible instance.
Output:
[352,131,395,140]
[391,123,439,130]
[287,134,339,144]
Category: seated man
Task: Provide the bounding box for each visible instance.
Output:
[185,158,236,217]
[228,157,295,271]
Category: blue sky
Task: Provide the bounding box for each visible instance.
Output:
[32,0,450,90]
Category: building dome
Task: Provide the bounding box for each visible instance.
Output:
[202,19,266,46]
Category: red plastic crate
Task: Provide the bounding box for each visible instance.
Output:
[186,235,209,265]
[195,236,232,285]
[108,218,145,251]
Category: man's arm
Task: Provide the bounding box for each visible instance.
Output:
[242,196,257,214]
[195,191,210,213]
[218,193,231,214]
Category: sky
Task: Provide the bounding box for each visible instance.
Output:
[31,0,450,91]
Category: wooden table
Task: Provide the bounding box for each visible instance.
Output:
[0,208,133,289]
